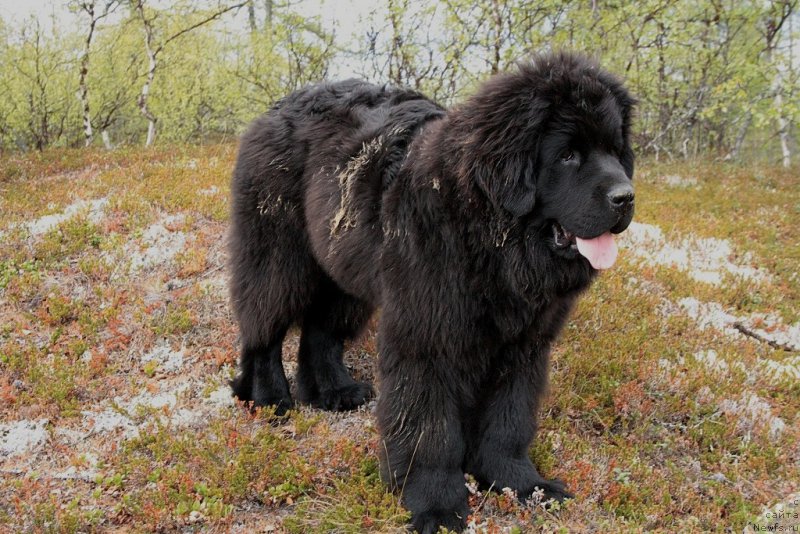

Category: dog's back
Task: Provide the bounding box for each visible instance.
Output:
[227,80,443,412]
[231,80,444,305]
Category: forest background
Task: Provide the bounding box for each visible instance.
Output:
[0,0,797,165]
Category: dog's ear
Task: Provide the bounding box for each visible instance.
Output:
[615,90,637,179]
[620,143,634,179]
[452,71,548,218]
[473,153,537,217]
[619,103,635,179]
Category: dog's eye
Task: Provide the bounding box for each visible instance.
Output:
[560,149,575,162]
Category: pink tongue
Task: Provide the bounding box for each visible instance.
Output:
[575,232,618,270]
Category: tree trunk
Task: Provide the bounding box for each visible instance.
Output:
[764,3,795,168]
[247,0,257,31]
[729,113,752,160]
[78,2,119,148]
[79,86,93,146]
[769,57,791,168]
[145,117,157,146]
[78,14,96,147]
[78,42,94,146]
[101,129,114,150]
[136,1,158,147]
[775,88,791,168]
[133,0,246,146]
[138,49,158,146]
[490,0,502,74]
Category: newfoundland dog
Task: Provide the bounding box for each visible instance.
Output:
[229,52,635,533]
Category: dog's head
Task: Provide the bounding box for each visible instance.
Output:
[453,52,635,270]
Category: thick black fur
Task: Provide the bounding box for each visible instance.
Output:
[229,52,636,533]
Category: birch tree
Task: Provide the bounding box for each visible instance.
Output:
[8,19,77,151]
[0,19,14,150]
[762,0,796,167]
[131,0,247,146]
[232,2,334,109]
[72,0,120,147]
[0,0,796,157]
[89,18,143,148]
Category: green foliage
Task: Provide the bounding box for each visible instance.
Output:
[429,0,798,160]
[0,18,81,150]
[35,216,103,266]
[0,1,335,150]
[0,1,797,158]
[85,14,147,145]
[283,455,410,533]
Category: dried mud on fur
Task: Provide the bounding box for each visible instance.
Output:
[330,136,384,236]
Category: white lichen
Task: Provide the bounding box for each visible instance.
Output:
[661,174,698,188]
[717,392,785,441]
[206,384,235,407]
[140,343,185,373]
[679,297,800,352]
[619,221,769,286]
[759,355,800,382]
[0,419,49,457]
[82,408,137,437]
[1,197,108,239]
[127,215,187,273]
[692,349,730,375]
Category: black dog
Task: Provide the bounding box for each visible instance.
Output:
[228,52,635,533]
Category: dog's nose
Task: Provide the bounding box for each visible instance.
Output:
[607,183,634,211]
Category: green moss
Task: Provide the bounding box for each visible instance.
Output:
[529,433,558,475]
[149,304,195,336]
[35,216,103,266]
[285,456,409,533]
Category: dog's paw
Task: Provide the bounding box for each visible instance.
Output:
[314,382,374,411]
[229,374,252,402]
[411,508,467,534]
[231,377,294,416]
[247,396,295,417]
[524,478,574,506]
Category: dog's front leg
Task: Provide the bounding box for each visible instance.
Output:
[464,344,573,504]
[376,334,469,534]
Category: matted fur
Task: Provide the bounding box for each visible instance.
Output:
[229,52,635,533]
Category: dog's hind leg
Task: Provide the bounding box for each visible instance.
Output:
[228,179,319,416]
[231,327,292,415]
[229,219,324,415]
[229,237,316,414]
[295,279,374,411]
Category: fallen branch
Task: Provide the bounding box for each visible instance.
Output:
[733,322,797,352]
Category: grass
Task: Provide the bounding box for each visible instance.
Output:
[0,146,798,533]
[633,162,800,323]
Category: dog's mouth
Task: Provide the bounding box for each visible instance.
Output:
[552,222,578,250]
[551,222,618,270]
